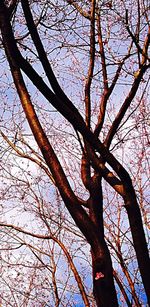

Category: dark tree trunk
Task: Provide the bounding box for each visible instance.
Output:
[124,190,150,306]
[92,245,119,307]
[89,175,118,306]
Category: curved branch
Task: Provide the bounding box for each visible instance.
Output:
[21,0,79,112]
[104,63,148,148]
[0,222,90,307]
[125,10,150,63]
[0,130,55,184]
[66,0,91,20]
[85,147,125,196]
[108,239,141,307]
[94,56,128,137]
[113,270,132,307]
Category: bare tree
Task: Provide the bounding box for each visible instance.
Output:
[0,0,149,306]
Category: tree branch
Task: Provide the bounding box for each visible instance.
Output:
[104,63,148,148]
[125,9,150,63]
[0,222,90,306]
[85,0,95,128]
[66,0,91,20]
[81,0,96,193]
[21,0,79,113]
[0,130,55,184]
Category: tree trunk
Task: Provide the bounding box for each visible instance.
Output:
[124,191,150,305]
[91,244,118,307]
[89,176,118,306]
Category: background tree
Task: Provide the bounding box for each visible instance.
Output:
[0,0,149,306]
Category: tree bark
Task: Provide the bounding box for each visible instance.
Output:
[92,245,119,307]
[124,189,150,305]
[88,177,118,306]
